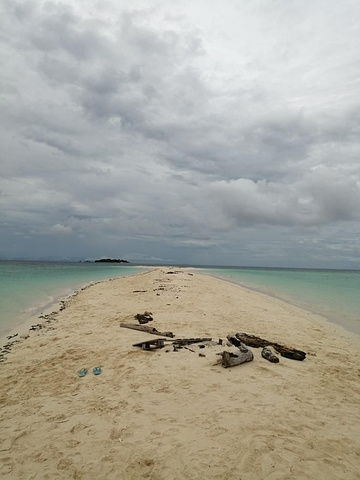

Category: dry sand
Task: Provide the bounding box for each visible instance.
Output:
[1,268,360,479]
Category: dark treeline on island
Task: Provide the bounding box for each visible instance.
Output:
[94,258,130,264]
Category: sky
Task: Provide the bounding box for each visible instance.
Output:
[1,0,360,268]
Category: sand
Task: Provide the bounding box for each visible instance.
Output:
[1,268,360,479]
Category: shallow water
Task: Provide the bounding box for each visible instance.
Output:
[0,261,146,338]
[1,262,359,339]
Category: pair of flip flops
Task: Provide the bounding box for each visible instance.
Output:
[78,367,101,377]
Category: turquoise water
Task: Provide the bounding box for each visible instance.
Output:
[0,261,146,338]
[199,267,360,335]
[1,262,359,339]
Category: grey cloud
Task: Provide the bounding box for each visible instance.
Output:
[48,224,73,235]
[29,8,109,60]
[209,168,360,228]
[24,130,81,156]
[302,168,360,222]
[38,55,79,85]
[3,1,317,182]
[23,5,207,138]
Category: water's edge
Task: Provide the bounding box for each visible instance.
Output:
[0,267,150,347]
[2,264,359,353]
[197,269,360,337]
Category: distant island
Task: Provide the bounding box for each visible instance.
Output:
[94,258,130,264]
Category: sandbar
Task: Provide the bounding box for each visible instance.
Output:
[1,268,359,479]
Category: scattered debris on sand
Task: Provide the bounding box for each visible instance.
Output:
[121,314,306,368]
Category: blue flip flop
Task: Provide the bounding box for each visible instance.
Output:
[93,366,102,375]
[78,368,88,377]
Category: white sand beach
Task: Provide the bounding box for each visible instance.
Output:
[1,268,360,479]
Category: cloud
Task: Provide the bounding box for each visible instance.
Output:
[48,224,73,235]
[209,167,360,227]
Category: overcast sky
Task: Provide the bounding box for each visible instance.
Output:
[1,0,360,268]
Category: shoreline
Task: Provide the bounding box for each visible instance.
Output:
[194,268,360,337]
[2,265,359,364]
[0,267,150,348]
[1,268,360,479]
[0,288,80,348]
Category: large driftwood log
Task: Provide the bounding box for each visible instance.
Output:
[120,323,175,338]
[221,344,254,368]
[236,333,306,361]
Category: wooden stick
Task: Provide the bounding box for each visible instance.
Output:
[172,337,212,346]
[132,338,167,350]
[120,323,175,338]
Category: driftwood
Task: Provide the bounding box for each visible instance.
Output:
[132,338,167,350]
[236,333,306,361]
[134,311,153,324]
[172,337,212,346]
[261,346,279,363]
[221,339,254,368]
[132,337,212,351]
[226,335,244,349]
[220,336,254,368]
[120,323,175,338]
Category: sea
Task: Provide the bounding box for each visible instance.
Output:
[0,261,359,339]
